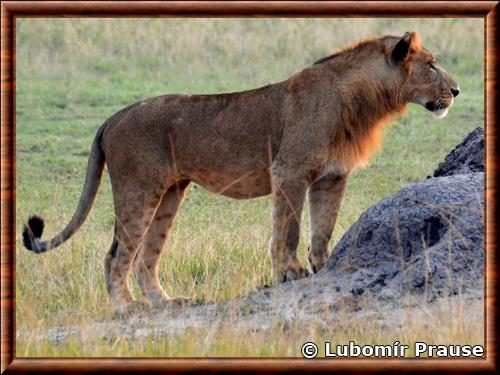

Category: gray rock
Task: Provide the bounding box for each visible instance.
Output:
[322,172,484,301]
[433,127,484,177]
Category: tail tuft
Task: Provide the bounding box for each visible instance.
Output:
[23,215,45,252]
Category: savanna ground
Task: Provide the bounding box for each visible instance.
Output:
[15,18,484,357]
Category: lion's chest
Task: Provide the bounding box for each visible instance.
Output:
[325,119,388,175]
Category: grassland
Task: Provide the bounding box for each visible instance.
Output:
[15,18,484,357]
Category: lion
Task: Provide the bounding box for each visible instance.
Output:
[23,32,459,315]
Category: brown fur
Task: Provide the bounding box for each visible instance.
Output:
[23,32,459,314]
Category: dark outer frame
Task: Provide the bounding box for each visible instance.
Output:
[1,1,498,373]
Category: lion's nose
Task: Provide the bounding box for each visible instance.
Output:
[451,87,460,97]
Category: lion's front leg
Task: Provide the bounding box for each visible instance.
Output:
[270,177,309,283]
[308,173,349,273]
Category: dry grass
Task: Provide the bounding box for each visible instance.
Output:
[18,296,483,357]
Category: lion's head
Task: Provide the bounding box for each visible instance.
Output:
[391,32,460,118]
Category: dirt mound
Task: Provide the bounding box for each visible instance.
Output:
[433,127,484,177]
[323,172,484,301]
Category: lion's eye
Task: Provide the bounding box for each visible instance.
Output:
[429,62,437,72]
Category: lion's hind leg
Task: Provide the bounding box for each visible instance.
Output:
[104,182,167,316]
[133,180,191,309]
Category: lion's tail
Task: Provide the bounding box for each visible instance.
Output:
[22,125,106,253]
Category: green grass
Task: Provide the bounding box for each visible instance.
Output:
[15,18,484,357]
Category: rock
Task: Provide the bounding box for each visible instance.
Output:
[433,127,484,177]
[323,172,484,300]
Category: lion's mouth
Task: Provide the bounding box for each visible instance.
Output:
[425,98,453,119]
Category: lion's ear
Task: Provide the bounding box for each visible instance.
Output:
[392,32,421,63]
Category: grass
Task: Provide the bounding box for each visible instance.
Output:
[18,296,483,358]
[15,18,484,357]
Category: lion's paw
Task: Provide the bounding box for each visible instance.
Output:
[152,296,192,310]
[282,267,311,283]
[114,300,150,318]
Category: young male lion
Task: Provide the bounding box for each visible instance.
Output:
[24,32,459,315]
